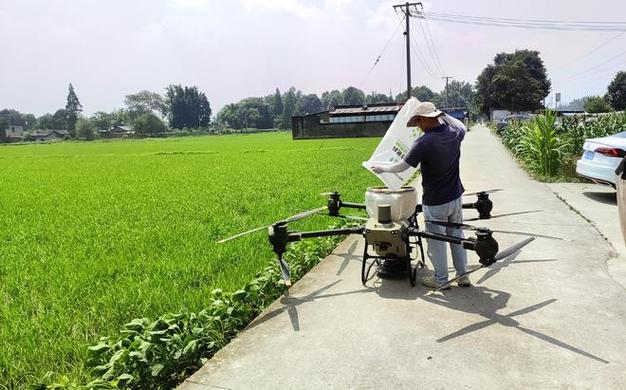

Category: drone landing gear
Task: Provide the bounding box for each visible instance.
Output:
[361,209,426,287]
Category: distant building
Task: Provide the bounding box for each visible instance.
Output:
[101,125,134,139]
[4,123,25,141]
[442,108,469,123]
[291,103,403,139]
[31,129,70,142]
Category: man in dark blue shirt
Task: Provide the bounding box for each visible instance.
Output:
[371,102,469,289]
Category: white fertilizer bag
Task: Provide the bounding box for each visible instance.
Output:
[362,97,422,190]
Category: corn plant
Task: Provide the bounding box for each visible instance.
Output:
[516,111,568,178]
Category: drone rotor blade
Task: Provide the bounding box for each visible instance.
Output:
[217,225,268,243]
[463,189,503,196]
[277,255,292,287]
[494,237,535,261]
[426,220,569,241]
[489,229,570,241]
[339,214,369,222]
[282,206,328,224]
[464,209,542,222]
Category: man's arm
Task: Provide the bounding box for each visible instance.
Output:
[370,160,412,174]
[441,114,467,140]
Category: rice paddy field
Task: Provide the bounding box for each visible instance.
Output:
[0,132,381,388]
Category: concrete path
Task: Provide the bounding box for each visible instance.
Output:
[180,126,626,390]
[547,182,626,290]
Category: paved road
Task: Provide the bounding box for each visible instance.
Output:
[180,126,626,390]
[547,182,626,290]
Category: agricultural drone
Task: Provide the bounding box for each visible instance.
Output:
[218,187,559,290]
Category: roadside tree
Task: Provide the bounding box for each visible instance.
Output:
[476,50,551,115]
[606,71,626,110]
[584,96,613,113]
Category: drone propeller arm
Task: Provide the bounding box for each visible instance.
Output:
[339,202,366,210]
[407,228,476,250]
[293,226,365,240]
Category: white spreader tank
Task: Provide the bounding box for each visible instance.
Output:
[364,186,418,221]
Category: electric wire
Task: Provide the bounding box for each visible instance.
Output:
[419,4,447,75]
[552,31,626,72]
[408,27,440,79]
[414,10,445,76]
[559,46,626,81]
[358,15,406,90]
[424,11,626,26]
[419,11,626,32]
[400,9,439,80]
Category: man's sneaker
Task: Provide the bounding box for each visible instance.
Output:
[421,276,450,290]
[457,275,471,287]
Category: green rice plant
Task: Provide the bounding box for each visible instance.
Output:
[516,110,568,178]
[0,132,380,388]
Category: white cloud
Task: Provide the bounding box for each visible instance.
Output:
[167,0,210,10]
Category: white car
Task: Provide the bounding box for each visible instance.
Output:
[618,157,626,245]
[576,131,626,188]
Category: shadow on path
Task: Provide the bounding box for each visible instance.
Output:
[422,287,609,364]
[583,191,616,206]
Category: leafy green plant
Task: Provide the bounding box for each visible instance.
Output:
[516,111,567,177]
[498,110,626,181]
[31,233,347,390]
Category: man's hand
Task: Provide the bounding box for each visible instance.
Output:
[370,166,385,174]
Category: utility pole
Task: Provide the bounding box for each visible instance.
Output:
[441,76,453,109]
[393,2,421,102]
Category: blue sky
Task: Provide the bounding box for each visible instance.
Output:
[1,0,625,115]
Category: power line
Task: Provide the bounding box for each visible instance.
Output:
[418,11,626,31]
[408,30,440,79]
[358,15,406,89]
[402,8,439,80]
[419,4,446,75]
[425,11,626,26]
[414,9,445,76]
[560,47,626,81]
[552,32,626,72]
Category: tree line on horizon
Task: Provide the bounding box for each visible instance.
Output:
[2,48,625,142]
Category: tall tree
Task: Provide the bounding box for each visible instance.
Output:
[199,93,212,127]
[280,87,297,129]
[606,71,626,110]
[366,92,392,104]
[321,90,342,110]
[91,111,115,130]
[272,88,283,126]
[124,90,168,120]
[65,83,83,135]
[51,109,69,130]
[475,50,551,115]
[396,85,436,102]
[342,86,366,105]
[165,85,211,129]
[295,94,322,115]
